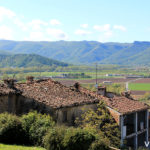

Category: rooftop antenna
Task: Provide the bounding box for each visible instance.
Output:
[96,62,98,85]
[126,82,128,92]
[95,62,98,99]
[95,62,98,89]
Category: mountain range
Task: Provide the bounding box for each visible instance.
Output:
[0,40,150,65]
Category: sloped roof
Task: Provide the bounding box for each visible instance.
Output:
[0,78,149,114]
[78,86,149,114]
[15,79,99,109]
[105,96,148,114]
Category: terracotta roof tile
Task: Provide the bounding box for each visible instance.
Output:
[15,79,99,109]
[79,87,149,114]
[0,84,19,95]
[106,96,149,114]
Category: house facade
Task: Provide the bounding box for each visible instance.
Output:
[0,78,149,149]
[120,110,149,149]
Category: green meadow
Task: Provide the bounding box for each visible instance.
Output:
[0,144,45,150]
[129,83,150,91]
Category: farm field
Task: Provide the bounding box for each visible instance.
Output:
[129,83,150,91]
[0,144,45,150]
[131,78,150,83]
[57,78,133,86]
[56,78,150,96]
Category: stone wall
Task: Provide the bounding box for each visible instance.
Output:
[0,94,98,126]
[55,104,98,126]
[15,95,55,115]
[107,107,120,125]
[0,94,55,116]
[0,94,17,113]
[0,93,120,127]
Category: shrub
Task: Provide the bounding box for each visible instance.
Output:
[63,128,95,150]
[89,138,110,150]
[76,101,120,147]
[140,92,150,101]
[21,111,55,146]
[44,127,96,150]
[0,113,25,144]
[43,127,66,150]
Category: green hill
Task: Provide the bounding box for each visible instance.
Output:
[101,41,150,65]
[0,40,150,65]
[0,53,68,68]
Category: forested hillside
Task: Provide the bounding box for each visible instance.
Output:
[0,40,150,65]
[0,53,68,68]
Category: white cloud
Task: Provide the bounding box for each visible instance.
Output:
[0,26,13,40]
[93,24,110,32]
[29,31,44,40]
[28,19,48,30]
[0,7,28,32]
[0,6,16,21]
[75,29,92,36]
[46,28,68,40]
[113,25,126,31]
[93,24,113,42]
[80,24,88,28]
[104,30,113,37]
[98,34,113,42]
[50,19,61,26]
[14,18,28,31]
[25,31,51,41]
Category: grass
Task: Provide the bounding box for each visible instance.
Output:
[0,143,45,150]
[129,83,150,91]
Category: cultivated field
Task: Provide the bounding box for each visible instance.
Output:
[57,77,150,96]
[57,78,133,86]
[129,83,150,91]
[131,78,150,83]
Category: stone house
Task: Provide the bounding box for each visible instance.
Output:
[0,78,149,149]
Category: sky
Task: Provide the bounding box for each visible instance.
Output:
[0,0,150,42]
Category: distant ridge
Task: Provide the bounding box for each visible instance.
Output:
[0,40,150,65]
[0,53,68,68]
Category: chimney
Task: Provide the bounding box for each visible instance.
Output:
[26,76,34,84]
[74,82,80,91]
[121,91,132,99]
[3,79,15,88]
[97,86,106,96]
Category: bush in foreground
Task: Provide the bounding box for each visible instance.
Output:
[43,127,109,150]
[21,111,55,146]
[89,138,110,150]
[0,113,25,144]
[43,127,66,150]
[63,127,95,150]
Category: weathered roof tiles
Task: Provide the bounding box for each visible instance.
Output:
[79,86,149,114]
[15,79,99,109]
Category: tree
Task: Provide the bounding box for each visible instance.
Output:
[76,101,120,147]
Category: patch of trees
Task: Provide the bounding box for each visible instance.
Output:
[0,102,121,149]
[0,111,110,150]
[61,73,91,79]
